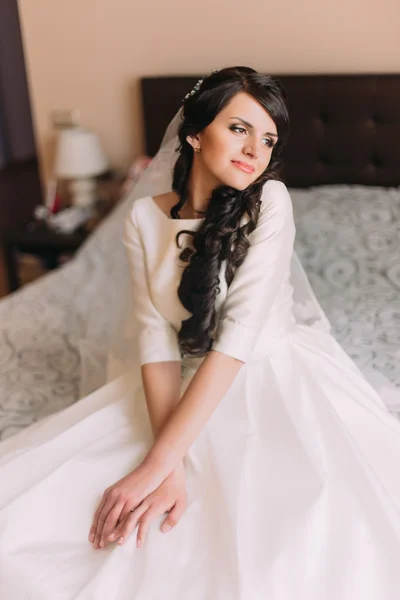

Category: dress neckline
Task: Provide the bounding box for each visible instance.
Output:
[149,196,205,223]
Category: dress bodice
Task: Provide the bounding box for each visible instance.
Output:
[139,197,229,332]
[123,181,297,367]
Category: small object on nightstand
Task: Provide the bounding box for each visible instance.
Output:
[48,206,93,234]
[34,205,49,221]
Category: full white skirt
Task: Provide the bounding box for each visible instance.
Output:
[1,323,400,599]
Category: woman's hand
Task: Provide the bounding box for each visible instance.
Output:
[107,462,187,549]
[89,460,167,549]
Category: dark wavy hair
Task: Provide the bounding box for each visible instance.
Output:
[170,66,290,358]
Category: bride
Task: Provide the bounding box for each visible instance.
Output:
[1,66,400,599]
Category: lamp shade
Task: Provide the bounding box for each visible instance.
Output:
[54,128,108,178]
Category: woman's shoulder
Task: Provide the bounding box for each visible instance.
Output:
[259,179,293,218]
[124,197,157,243]
[244,180,294,240]
[260,179,290,203]
[128,192,178,223]
[128,195,152,221]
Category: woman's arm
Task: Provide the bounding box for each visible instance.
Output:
[144,181,295,479]
[91,358,187,549]
[90,182,295,544]
[89,203,188,548]
[123,201,185,450]
[145,350,243,476]
[141,361,182,438]
[123,200,182,367]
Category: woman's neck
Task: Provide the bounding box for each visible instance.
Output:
[185,160,220,216]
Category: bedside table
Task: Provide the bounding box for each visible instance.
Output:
[2,220,89,292]
[2,171,125,294]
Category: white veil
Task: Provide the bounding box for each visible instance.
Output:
[87,107,332,391]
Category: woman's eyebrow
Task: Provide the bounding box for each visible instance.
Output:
[229,116,278,138]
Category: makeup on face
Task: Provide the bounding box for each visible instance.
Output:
[193,92,279,191]
[231,160,255,174]
[228,117,278,150]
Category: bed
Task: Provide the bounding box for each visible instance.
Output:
[0,73,399,440]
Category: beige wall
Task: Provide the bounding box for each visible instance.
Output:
[18,0,400,187]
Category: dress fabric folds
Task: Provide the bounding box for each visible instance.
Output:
[1,181,400,599]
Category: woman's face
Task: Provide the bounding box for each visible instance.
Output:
[187,92,278,191]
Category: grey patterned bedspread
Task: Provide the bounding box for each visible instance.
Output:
[291,185,400,388]
[0,184,399,440]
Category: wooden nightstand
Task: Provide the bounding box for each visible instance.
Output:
[3,220,90,292]
[1,171,125,293]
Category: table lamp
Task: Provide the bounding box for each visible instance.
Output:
[54,128,108,208]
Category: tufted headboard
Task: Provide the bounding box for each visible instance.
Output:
[141,74,400,188]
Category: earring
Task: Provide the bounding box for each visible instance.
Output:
[194,147,201,154]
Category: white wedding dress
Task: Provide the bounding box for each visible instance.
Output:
[1,181,400,599]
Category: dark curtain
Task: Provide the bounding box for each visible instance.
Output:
[0,0,36,168]
[0,97,9,169]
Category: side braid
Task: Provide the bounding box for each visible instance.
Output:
[172,177,267,358]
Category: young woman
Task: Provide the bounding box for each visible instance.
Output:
[1,66,400,598]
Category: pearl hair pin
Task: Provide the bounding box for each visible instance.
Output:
[183,78,204,101]
[182,69,219,103]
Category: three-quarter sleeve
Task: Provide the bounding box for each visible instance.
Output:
[123,204,181,366]
[212,180,296,362]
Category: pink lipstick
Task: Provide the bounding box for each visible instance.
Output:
[231,160,255,174]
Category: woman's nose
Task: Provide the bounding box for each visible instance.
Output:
[243,141,260,159]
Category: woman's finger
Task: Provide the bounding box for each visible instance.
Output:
[117,498,144,525]
[106,518,126,544]
[88,494,107,543]
[161,498,186,533]
[94,495,117,548]
[136,503,168,548]
[105,502,147,545]
[99,502,125,547]
[109,502,149,546]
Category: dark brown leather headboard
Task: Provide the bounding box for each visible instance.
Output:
[141,74,400,188]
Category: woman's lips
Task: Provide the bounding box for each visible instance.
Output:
[231,160,255,174]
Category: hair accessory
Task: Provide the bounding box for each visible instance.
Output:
[182,69,219,103]
[183,78,204,101]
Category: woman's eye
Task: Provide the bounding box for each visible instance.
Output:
[262,138,274,148]
[230,125,247,134]
[230,126,275,149]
